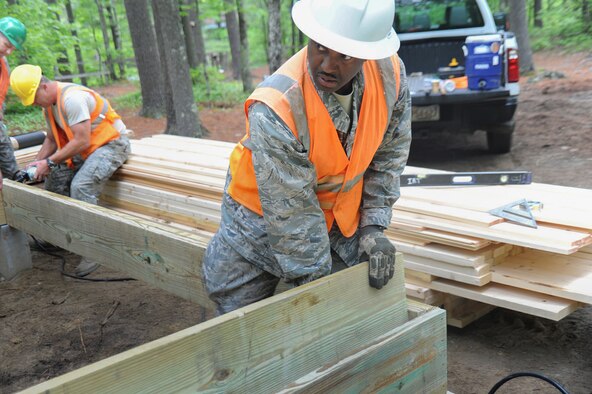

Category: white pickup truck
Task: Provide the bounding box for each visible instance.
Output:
[395,0,520,153]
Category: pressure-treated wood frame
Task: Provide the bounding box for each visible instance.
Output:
[1,181,447,393]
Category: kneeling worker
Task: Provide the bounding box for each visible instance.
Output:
[10,64,131,277]
[203,0,412,315]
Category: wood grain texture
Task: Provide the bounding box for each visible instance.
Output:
[2,181,215,310]
[492,250,592,304]
[431,278,579,320]
[0,187,5,225]
[20,259,437,394]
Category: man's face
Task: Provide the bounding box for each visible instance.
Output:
[0,33,15,57]
[32,83,53,107]
[307,40,365,95]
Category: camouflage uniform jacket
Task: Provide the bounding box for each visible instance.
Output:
[218,58,411,283]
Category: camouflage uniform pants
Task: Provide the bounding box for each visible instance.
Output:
[0,121,18,179]
[45,136,130,204]
[203,230,349,316]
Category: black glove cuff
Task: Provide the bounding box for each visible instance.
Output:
[360,225,384,237]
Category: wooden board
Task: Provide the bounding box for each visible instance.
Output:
[405,268,435,284]
[0,189,5,225]
[387,226,491,250]
[492,250,592,304]
[19,261,444,394]
[406,283,445,306]
[394,210,592,254]
[400,181,592,230]
[431,278,580,321]
[2,181,215,309]
[394,198,503,227]
[396,240,497,268]
[441,295,496,328]
[404,255,491,286]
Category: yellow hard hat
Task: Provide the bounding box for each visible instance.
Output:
[10,64,42,106]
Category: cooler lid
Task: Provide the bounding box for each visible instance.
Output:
[465,34,502,43]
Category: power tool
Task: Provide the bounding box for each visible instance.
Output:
[13,166,38,184]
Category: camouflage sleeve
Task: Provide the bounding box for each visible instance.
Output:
[359,59,412,229]
[247,102,332,280]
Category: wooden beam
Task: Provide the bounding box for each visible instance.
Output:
[281,303,447,393]
[2,180,215,309]
[431,278,579,321]
[19,259,442,394]
[492,250,592,304]
[0,187,6,225]
[404,255,491,286]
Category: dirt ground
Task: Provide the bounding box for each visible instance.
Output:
[2,50,592,393]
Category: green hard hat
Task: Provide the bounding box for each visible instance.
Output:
[0,17,26,50]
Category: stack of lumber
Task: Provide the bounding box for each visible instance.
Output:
[16,135,592,326]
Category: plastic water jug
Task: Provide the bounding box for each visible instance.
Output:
[463,34,503,90]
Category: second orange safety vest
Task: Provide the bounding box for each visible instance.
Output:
[44,83,121,167]
[0,58,10,109]
[228,48,400,237]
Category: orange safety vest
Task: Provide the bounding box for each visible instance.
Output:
[0,57,10,109]
[44,83,121,167]
[228,48,400,237]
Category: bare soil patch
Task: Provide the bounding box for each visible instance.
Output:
[2,53,592,393]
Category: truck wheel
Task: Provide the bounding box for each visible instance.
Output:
[487,121,515,154]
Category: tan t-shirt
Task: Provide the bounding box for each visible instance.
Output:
[333,91,353,118]
[50,86,126,134]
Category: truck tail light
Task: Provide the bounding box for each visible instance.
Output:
[507,48,520,82]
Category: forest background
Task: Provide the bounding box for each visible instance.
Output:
[1,0,591,138]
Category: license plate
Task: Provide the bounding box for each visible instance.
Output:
[412,105,440,122]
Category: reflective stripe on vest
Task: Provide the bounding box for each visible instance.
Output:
[44,83,121,167]
[228,48,400,237]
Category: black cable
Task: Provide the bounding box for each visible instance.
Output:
[31,236,136,282]
[488,371,570,394]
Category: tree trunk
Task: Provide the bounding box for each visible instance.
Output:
[106,0,125,78]
[224,0,241,80]
[261,15,269,66]
[236,0,253,92]
[267,0,282,74]
[181,0,199,68]
[46,0,72,80]
[123,0,165,118]
[94,0,117,80]
[509,0,534,72]
[584,0,591,32]
[194,0,207,65]
[534,0,543,27]
[289,0,305,48]
[152,0,202,137]
[64,0,87,86]
[291,0,297,56]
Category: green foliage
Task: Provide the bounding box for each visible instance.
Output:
[3,100,45,137]
[111,90,143,110]
[486,0,592,51]
[0,0,66,75]
[191,66,248,107]
[529,2,592,51]
[5,111,45,136]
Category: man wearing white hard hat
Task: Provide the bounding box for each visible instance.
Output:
[203,0,411,315]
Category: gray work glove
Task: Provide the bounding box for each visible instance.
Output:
[358,226,396,289]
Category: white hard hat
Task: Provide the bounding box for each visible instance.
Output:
[292,0,399,60]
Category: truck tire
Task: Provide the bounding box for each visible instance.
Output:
[487,120,515,154]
